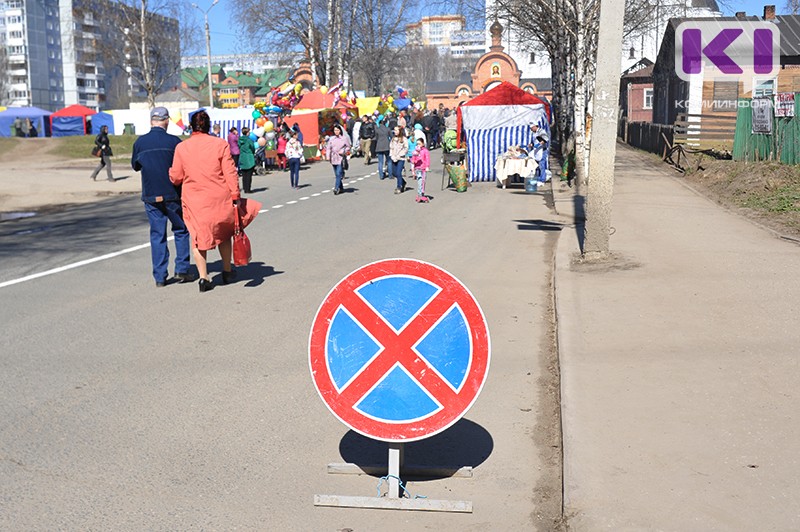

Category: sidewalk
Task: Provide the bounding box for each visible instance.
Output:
[553,144,800,530]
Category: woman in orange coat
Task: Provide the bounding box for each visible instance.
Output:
[169,110,240,292]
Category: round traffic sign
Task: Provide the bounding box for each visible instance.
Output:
[309,259,491,442]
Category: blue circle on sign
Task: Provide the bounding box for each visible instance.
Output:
[325,275,472,423]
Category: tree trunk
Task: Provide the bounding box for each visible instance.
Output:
[140,0,155,107]
[344,0,358,91]
[336,4,343,84]
[573,1,587,187]
[325,0,334,85]
[308,0,317,87]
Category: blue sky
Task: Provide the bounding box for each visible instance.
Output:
[191,0,792,56]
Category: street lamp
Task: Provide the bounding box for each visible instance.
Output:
[191,0,219,108]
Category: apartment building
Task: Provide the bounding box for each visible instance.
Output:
[405,15,487,60]
[0,0,179,111]
[181,52,301,73]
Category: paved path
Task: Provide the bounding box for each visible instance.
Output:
[554,144,800,529]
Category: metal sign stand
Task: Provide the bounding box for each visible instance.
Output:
[314,443,473,513]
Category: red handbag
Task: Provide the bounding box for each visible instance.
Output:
[233,206,251,266]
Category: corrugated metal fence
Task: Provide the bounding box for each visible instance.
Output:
[733,95,800,163]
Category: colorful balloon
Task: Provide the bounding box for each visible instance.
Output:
[294,83,302,94]
[257,137,267,147]
[340,91,347,100]
[320,85,328,94]
[255,117,266,127]
[264,120,274,132]
[251,110,261,119]
[253,127,265,137]
[249,132,258,141]
[265,131,276,140]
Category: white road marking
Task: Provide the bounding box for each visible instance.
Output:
[0,240,160,289]
[1,164,380,289]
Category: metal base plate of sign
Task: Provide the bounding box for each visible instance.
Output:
[314,443,473,513]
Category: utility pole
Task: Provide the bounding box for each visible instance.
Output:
[583,0,625,259]
[192,0,218,108]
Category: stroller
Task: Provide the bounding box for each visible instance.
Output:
[254,145,270,175]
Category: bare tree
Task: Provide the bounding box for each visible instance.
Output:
[94,0,198,108]
[402,45,441,96]
[786,0,800,14]
[232,0,343,86]
[350,0,416,95]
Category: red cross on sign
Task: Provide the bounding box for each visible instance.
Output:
[309,259,491,442]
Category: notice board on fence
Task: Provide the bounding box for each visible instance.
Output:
[775,93,795,117]
[752,97,773,134]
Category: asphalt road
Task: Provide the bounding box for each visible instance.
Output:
[0,154,563,530]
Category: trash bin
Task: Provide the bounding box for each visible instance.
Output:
[123,123,135,135]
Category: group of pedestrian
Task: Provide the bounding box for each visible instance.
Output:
[324,112,434,200]
[131,107,248,293]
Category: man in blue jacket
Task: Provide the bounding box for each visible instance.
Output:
[131,107,196,287]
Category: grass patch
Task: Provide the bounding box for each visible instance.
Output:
[740,186,800,213]
[46,134,138,159]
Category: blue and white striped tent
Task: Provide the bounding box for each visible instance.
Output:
[458,82,551,182]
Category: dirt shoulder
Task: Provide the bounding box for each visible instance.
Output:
[0,137,140,214]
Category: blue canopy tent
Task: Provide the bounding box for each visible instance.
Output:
[90,112,115,135]
[0,106,52,137]
[50,104,95,137]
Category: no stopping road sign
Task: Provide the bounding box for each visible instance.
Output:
[309,259,490,442]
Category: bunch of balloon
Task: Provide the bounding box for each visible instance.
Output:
[251,120,276,148]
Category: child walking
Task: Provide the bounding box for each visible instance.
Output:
[410,139,430,203]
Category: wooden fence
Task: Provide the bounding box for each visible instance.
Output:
[673,113,737,151]
[618,118,674,157]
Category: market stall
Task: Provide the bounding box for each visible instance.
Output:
[285,88,356,148]
[457,82,551,182]
[0,106,52,137]
[49,104,96,137]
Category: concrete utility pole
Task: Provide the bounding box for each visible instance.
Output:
[583,0,626,259]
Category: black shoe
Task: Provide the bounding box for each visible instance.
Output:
[222,270,237,284]
[174,272,197,283]
[333,188,340,195]
[198,278,214,292]
[156,280,166,288]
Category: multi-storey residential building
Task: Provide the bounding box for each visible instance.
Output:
[181,52,301,73]
[0,0,179,111]
[1,0,64,108]
[405,15,468,48]
[449,30,485,59]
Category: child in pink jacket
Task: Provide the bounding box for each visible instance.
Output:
[410,139,430,203]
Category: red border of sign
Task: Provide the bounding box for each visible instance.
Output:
[309,258,491,442]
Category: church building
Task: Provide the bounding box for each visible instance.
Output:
[425,20,552,109]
